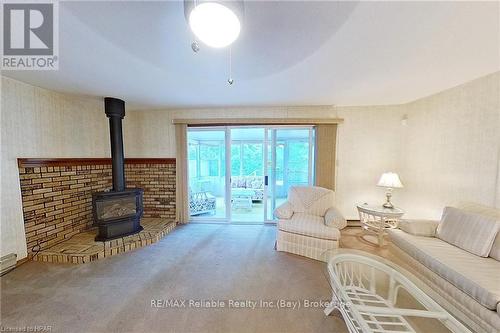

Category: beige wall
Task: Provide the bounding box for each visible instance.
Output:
[497,154,500,208]
[335,106,405,219]
[0,77,109,259]
[123,110,176,157]
[398,72,500,219]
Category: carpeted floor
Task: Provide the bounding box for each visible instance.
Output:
[1,224,352,333]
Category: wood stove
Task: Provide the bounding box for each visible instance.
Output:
[92,97,143,241]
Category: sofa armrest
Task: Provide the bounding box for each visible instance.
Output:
[324,207,347,229]
[274,201,293,219]
[399,219,440,237]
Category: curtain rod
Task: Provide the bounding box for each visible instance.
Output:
[172,118,343,126]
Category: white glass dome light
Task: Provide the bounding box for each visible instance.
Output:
[188,2,241,48]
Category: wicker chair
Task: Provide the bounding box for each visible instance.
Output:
[189,190,216,216]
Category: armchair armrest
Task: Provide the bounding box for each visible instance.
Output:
[324,207,347,229]
[399,219,440,237]
[274,201,293,219]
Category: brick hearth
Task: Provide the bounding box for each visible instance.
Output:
[32,218,176,264]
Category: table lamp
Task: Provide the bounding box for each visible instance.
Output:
[377,172,403,208]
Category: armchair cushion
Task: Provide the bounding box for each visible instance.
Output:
[278,213,340,241]
[274,201,293,220]
[399,219,439,237]
[287,186,335,217]
[324,207,347,229]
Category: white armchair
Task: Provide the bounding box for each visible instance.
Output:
[275,186,347,261]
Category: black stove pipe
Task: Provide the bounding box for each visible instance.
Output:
[104,97,126,192]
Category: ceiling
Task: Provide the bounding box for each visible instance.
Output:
[3,1,499,110]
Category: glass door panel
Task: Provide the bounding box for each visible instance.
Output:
[265,127,315,222]
[230,128,265,222]
[187,129,227,220]
[266,129,277,221]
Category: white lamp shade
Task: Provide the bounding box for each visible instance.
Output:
[189,2,241,48]
[377,172,404,188]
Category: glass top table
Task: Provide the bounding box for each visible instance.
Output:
[357,204,405,216]
[321,249,471,333]
[357,204,405,246]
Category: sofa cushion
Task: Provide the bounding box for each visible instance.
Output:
[437,206,499,257]
[278,213,340,241]
[231,177,247,188]
[389,229,500,310]
[287,186,335,217]
[455,202,500,261]
[247,177,263,189]
[399,219,439,237]
[490,234,500,262]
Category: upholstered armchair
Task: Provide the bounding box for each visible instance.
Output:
[274,186,347,261]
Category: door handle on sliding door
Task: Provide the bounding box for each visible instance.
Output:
[265,176,269,186]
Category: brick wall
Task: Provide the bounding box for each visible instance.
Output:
[18,159,176,255]
[126,163,176,219]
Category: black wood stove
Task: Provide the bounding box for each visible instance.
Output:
[92,97,143,241]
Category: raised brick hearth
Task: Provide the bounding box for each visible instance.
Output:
[32,218,176,264]
[18,158,176,256]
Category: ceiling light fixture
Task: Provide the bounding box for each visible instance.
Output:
[227,47,234,85]
[184,0,243,48]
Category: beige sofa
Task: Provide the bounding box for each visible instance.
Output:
[388,203,500,333]
[274,186,347,261]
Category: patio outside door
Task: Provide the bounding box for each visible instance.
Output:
[187,126,315,223]
[265,127,315,222]
[187,128,228,221]
[230,128,266,223]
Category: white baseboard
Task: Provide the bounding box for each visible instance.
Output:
[0,253,17,276]
[347,220,361,227]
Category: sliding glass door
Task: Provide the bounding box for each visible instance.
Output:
[230,128,265,222]
[188,126,315,223]
[188,128,227,220]
[266,127,315,221]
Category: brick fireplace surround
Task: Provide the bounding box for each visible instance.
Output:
[17,158,176,256]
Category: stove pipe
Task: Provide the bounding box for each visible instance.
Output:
[104,97,126,192]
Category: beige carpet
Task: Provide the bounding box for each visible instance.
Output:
[1,223,348,333]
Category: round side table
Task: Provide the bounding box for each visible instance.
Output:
[356,204,405,246]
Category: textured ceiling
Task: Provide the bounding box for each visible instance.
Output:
[3,1,499,109]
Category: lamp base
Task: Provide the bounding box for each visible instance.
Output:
[383,189,394,209]
[382,202,394,209]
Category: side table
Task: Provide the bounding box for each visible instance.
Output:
[356,204,405,246]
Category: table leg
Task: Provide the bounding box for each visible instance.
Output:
[324,295,337,316]
[377,230,385,247]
